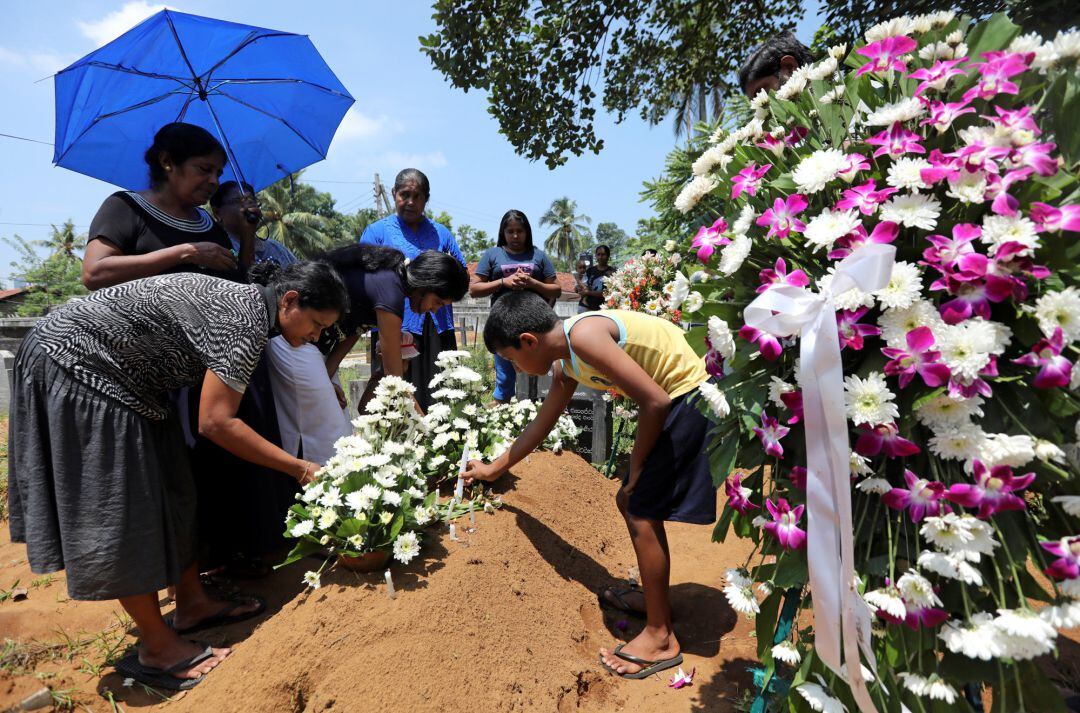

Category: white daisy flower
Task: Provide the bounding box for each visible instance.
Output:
[807,56,839,81]
[929,422,987,461]
[1036,440,1067,464]
[898,673,958,704]
[732,204,756,236]
[818,268,876,311]
[915,393,983,428]
[718,234,752,275]
[863,97,925,126]
[674,175,718,213]
[981,214,1040,257]
[865,587,906,619]
[886,156,931,191]
[792,148,848,193]
[796,680,847,713]
[850,451,873,476]
[775,65,811,100]
[875,261,922,309]
[1033,287,1080,342]
[939,614,1002,660]
[976,433,1035,469]
[1053,496,1080,518]
[856,477,892,494]
[699,381,730,419]
[345,491,373,514]
[1040,600,1080,629]
[828,43,848,59]
[844,372,899,426]
[819,85,846,105]
[879,300,944,348]
[1054,28,1080,61]
[898,570,941,608]
[771,640,802,665]
[936,324,992,380]
[993,609,1058,660]
[917,550,983,585]
[1061,578,1080,599]
[413,506,434,526]
[318,509,339,530]
[292,520,315,537]
[303,571,321,589]
[945,29,964,44]
[804,208,862,252]
[382,490,403,507]
[682,291,704,312]
[724,580,759,617]
[879,193,941,231]
[865,16,914,42]
[708,316,737,359]
[919,41,957,61]
[392,531,421,564]
[691,145,732,177]
[768,376,795,409]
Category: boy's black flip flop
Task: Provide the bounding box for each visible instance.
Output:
[598,585,646,619]
[170,595,266,635]
[115,642,214,691]
[599,644,684,680]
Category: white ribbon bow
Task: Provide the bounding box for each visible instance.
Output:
[744,242,896,713]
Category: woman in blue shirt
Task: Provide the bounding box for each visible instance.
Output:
[470,210,561,402]
[359,168,466,409]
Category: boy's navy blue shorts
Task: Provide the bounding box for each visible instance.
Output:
[623,381,717,525]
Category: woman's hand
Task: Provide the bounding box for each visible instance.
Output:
[505,271,530,291]
[178,242,237,271]
[295,460,321,486]
[234,195,262,243]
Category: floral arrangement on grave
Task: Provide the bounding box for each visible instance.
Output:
[282,376,437,589]
[479,398,582,459]
[676,11,1080,711]
[603,246,705,323]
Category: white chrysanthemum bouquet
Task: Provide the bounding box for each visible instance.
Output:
[479,398,582,458]
[676,11,1080,711]
[422,350,487,482]
[282,376,436,588]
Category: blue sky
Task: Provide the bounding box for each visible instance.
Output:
[0,1,820,285]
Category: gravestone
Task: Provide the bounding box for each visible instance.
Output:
[565,391,613,466]
[0,349,13,415]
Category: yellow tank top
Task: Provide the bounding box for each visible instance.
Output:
[561,310,708,399]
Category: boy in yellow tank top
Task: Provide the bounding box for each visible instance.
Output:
[465,292,718,681]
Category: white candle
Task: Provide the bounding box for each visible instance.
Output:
[454,476,464,501]
[449,523,459,541]
[384,570,396,599]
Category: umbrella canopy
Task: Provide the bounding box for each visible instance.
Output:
[53,9,354,191]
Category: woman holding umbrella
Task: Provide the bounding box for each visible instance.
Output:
[81,123,244,290]
[360,168,466,410]
[7,262,348,690]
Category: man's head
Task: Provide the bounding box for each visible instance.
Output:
[739,31,814,97]
[484,291,561,376]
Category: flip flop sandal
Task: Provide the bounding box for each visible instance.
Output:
[223,555,273,580]
[169,595,266,635]
[600,643,684,680]
[115,642,215,691]
[598,586,646,619]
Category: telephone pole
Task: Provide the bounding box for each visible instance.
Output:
[373,173,393,217]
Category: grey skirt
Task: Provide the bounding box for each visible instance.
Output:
[7,331,196,601]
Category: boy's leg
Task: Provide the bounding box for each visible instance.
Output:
[600,493,680,675]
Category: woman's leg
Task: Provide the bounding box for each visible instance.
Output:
[119,584,230,677]
[492,353,517,403]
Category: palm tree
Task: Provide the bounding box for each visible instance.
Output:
[540,198,591,270]
[34,220,86,259]
[672,83,726,140]
[257,175,332,258]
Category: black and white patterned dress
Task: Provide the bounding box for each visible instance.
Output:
[6,272,276,600]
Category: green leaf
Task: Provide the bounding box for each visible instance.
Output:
[712,502,737,543]
[756,588,784,658]
[773,551,808,589]
[963,13,1022,63]
[911,387,945,412]
[708,430,741,486]
[336,517,369,540]
[276,539,324,569]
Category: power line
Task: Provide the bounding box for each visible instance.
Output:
[0,132,53,147]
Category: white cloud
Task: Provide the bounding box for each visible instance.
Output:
[333,109,384,141]
[0,46,73,75]
[77,2,170,48]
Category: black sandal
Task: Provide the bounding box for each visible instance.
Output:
[600,644,684,680]
[598,585,646,619]
[115,642,215,691]
[169,595,266,635]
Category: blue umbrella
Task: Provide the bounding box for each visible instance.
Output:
[53,9,354,191]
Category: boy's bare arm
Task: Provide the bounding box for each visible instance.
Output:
[465,368,577,482]
[569,318,671,492]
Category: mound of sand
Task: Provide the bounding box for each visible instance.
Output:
[168,452,755,712]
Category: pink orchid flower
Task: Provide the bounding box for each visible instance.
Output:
[947,460,1035,519]
[704,345,726,379]
[921,100,976,133]
[878,600,950,631]
[731,162,772,200]
[780,390,804,425]
[922,223,980,270]
[908,58,967,95]
[757,258,810,293]
[1030,202,1080,233]
[691,218,729,263]
[1013,327,1073,389]
[987,167,1034,216]
[739,325,783,361]
[828,220,899,260]
[763,498,806,550]
[838,152,871,181]
[788,466,807,490]
[866,122,926,158]
[837,307,881,351]
[883,469,951,522]
[934,273,1014,324]
[1011,141,1058,176]
[756,194,808,240]
[856,36,918,76]
[668,667,695,689]
[964,51,1032,101]
[785,126,810,147]
[920,149,964,185]
[753,412,790,458]
[724,473,757,514]
[834,179,898,216]
[756,134,785,158]
[948,357,997,399]
[855,422,921,458]
[984,105,1040,134]
[882,327,952,388]
[1042,536,1080,581]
